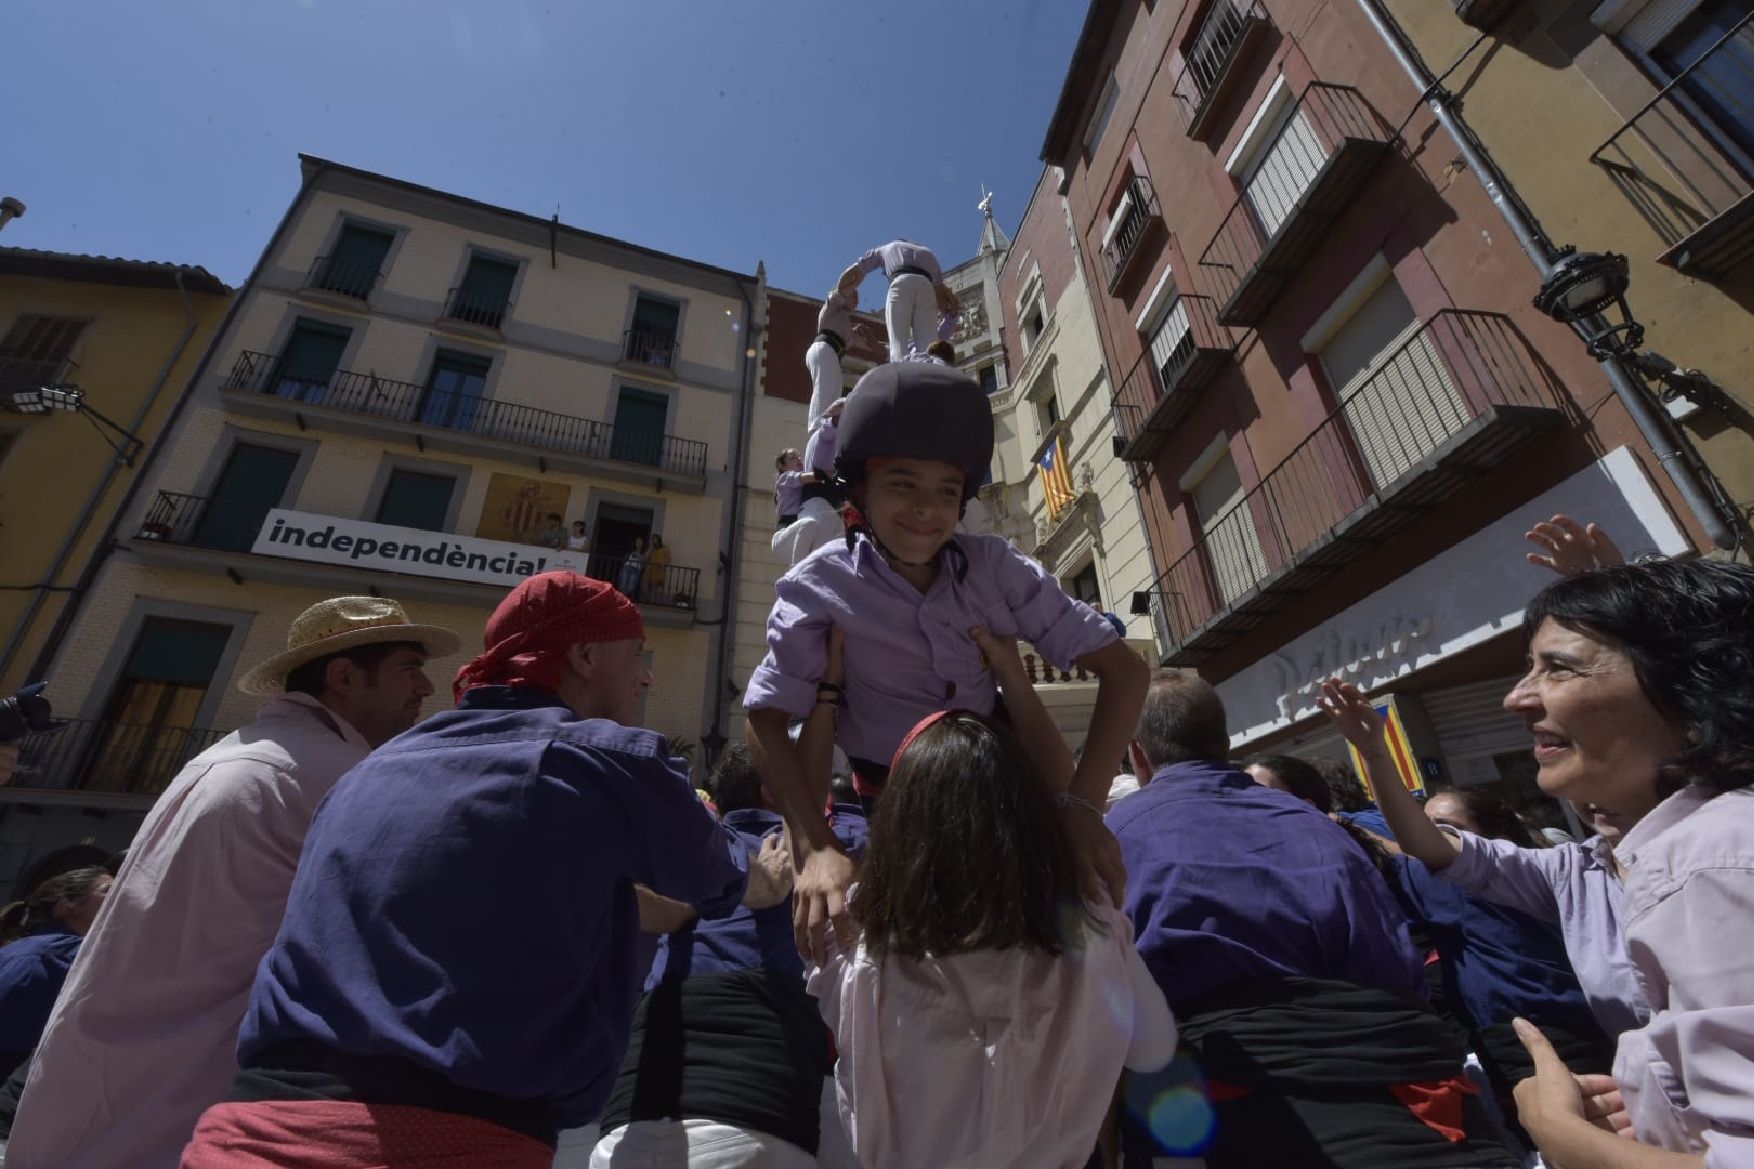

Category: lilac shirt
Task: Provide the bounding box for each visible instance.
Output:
[804,416,837,476]
[744,532,1118,764]
[774,470,803,517]
[1438,829,1647,1037]
[817,290,854,342]
[854,241,943,283]
[1614,786,1754,1166]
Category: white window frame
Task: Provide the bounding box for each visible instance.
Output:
[1101,183,1138,251]
[1225,73,1295,179]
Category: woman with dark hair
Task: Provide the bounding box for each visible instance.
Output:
[1423,789,1542,850]
[1243,754,1334,811]
[0,867,112,1079]
[1329,559,1754,1168]
[805,632,1174,1169]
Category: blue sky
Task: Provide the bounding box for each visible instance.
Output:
[4,0,1086,296]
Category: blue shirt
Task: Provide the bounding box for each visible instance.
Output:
[237,687,751,1128]
[0,924,81,1056]
[648,804,869,988]
[1390,855,1600,1034]
[1108,761,1422,1011]
[1340,806,1393,837]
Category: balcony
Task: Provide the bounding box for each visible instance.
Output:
[1589,13,1754,280]
[1198,83,1394,327]
[220,351,709,487]
[443,285,511,332]
[1173,0,1273,141]
[1112,295,1238,462]
[1102,176,1167,294]
[133,493,704,620]
[1451,0,1517,30]
[622,328,679,372]
[12,718,224,798]
[1145,311,1567,665]
[304,254,380,302]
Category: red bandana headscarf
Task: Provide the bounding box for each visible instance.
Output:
[890,709,963,770]
[452,571,646,703]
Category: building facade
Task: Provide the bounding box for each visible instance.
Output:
[2,156,762,894]
[987,166,1161,651]
[1040,0,1748,823]
[0,249,232,697]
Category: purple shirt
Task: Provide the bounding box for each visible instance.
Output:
[1438,829,1647,1037]
[1614,786,1754,1165]
[775,470,803,517]
[1109,761,1423,1011]
[854,241,943,284]
[804,416,837,476]
[817,290,855,342]
[744,532,1118,764]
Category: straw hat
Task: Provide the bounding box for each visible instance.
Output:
[237,597,462,697]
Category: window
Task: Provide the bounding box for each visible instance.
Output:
[420,350,491,432]
[1227,75,1325,240]
[448,253,518,329]
[1024,305,1046,345]
[977,363,999,394]
[626,295,681,368]
[1139,268,1197,391]
[1651,2,1754,157]
[270,319,350,403]
[317,223,394,299]
[1317,276,1465,491]
[84,618,232,794]
[376,469,456,532]
[589,501,657,591]
[1084,75,1120,153]
[611,386,670,466]
[1185,442,1267,607]
[0,315,86,392]
[195,442,300,552]
[1069,563,1102,608]
[1036,392,1061,439]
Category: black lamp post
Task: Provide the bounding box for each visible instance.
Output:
[4,383,144,465]
[1533,247,1735,417]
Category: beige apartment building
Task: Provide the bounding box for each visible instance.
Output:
[5,156,760,888]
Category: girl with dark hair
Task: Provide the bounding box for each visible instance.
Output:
[0,867,112,1079]
[804,632,1174,1169]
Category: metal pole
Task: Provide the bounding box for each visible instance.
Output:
[1354,0,1737,550]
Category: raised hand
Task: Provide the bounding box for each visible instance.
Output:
[1316,678,1385,749]
[1525,514,1624,577]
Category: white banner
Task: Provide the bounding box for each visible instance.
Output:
[249,509,593,589]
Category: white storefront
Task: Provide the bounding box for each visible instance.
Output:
[1218,447,1690,785]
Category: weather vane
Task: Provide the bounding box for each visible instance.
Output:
[978,184,993,216]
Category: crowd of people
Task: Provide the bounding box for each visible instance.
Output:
[0,241,1749,1168]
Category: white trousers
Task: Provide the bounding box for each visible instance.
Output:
[553,1123,601,1168]
[804,341,842,433]
[770,496,842,569]
[588,1119,816,1169]
[884,273,937,360]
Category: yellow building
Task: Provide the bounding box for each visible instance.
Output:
[1,158,762,894]
[1382,0,1753,538]
[0,249,232,699]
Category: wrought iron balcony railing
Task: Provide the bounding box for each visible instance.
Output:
[1112,295,1237,461]
[1172,0,1272,140]
[223,351,710,477]
[1198,83,1393,326]
[1589,12,1754,279]
[306,255,381,300]
[622,328,679,370]
[1146,311,1567,663]
[13,717,225,798]
[443,286,511,330]
[1102,175,1166,293]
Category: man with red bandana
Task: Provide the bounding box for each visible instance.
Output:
[180,572,776,1169]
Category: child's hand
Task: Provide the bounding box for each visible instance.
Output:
[1315,678,1386,749]
[970,627,1028,689]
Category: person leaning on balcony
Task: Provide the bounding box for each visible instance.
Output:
[3,597,457,1169]
[566,520,591,553]
[536,512,568,551]
[179,570,787,1169]
[642,533,671,600]
[836,240,956,361]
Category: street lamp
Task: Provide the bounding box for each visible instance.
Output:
[2,383,144,464]
[1533,246,1736,417]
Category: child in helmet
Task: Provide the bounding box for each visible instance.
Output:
[745,361,1149,960]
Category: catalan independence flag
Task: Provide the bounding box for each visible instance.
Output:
[1039,436,1076,519]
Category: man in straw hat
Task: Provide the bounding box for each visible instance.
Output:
[179,570,786,1169]
[7,597,458,1169]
